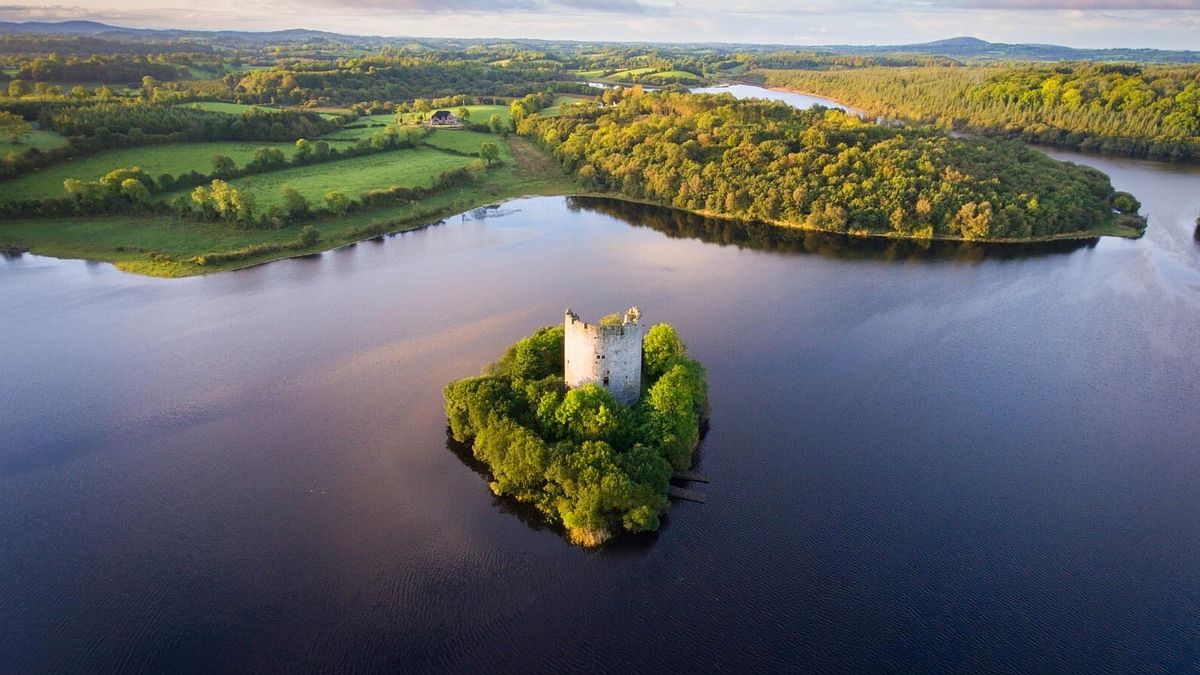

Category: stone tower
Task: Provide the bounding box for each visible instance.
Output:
[564,307,643,405]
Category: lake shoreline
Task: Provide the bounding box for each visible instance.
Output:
[3,189,1145,278]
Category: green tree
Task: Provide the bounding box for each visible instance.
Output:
[119,178,151,206]
[298,225,321,246]
[1111,191,1141,215]
[480,141,500,166]
[294,138,314,164]
[325,191,350,215]
[7,80,32,97]
[642,323,686,381]
[211,155,236,177]
[281,187,310,221]
[555,384,623,442]
[0,112,32,143]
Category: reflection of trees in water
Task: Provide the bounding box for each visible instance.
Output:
[443,424,687,553]
[567,197,1097,263]
[445,430,556,534]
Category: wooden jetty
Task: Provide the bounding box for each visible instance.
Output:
[667,485,706,503]
[671,469,710,483]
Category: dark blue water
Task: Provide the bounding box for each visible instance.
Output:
[3,98,1200,671]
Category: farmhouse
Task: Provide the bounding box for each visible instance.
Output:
[428,110,460,127]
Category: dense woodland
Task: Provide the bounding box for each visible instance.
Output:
[521,89,1141,240]
[755,64,1200,161]
[444,323,707,547]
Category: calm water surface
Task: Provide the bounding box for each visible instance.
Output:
[2,90,1200,672]
[693,83,866,116]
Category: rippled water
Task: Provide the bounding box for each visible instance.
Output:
[2,93,1199,672]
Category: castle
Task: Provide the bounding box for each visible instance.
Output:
[564,307,643,405]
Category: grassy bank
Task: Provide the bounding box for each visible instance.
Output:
[0,137,577,277]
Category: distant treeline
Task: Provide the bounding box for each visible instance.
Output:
[755,63,1200,161]
[228,56,592,106]
[15,54,186,84]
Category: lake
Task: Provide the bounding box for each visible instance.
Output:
[693,83,868,117]
[2,87,1199,672]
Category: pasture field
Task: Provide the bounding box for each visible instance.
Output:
[0,140,355,202]
[459,104,510,125]
[185,101,346,120]
[542,95,590,116]
[320,114,396,140]
[0,129,68,156]
[197,146,478,208]
[422,129,512,159]
[185,101,274,114]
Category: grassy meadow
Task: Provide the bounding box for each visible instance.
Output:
[0,137,577,277]
[0,139,356,202]
[198,146,478,208]
[422,129,512,158]
[1,129,68,156]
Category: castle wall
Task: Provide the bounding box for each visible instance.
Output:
[564,308,643,406]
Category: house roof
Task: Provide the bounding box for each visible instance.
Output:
[431,110,454,119]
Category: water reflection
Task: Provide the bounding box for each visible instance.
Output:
[568,197,1098,262]
[444,411,709,552]
[447,426,672,552]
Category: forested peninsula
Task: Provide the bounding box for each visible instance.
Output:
[752,63,1200,162]
[519,88,1145,242]
[444,323,707,547]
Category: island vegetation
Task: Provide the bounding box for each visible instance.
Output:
[444,322,707,547]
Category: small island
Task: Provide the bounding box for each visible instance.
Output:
[444,308,707,547]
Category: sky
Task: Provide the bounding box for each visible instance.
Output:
[2,0,1199,49]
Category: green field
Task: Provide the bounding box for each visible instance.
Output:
[188,146,479,208]
[185,101,274,114]
[320,114,397,140]
[422,129,512,158]
[0,140,353,202]
[581,67,703,85]
[185,102,345,120]
[456,104,511,125]
[1,129,68,156]
[651,70,703,83]
[609,67,660,79]
[0,137,577,277]
[542,95,590,117]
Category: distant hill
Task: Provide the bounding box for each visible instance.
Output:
[820,35,1200,63]
[0,22,1196,63]
[0,20,355,43]
[0,20,123,35]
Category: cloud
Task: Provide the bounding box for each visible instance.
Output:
[293,0,665,14]
[944,0,1200,8]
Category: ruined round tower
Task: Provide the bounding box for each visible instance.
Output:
[564,307,643,405]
